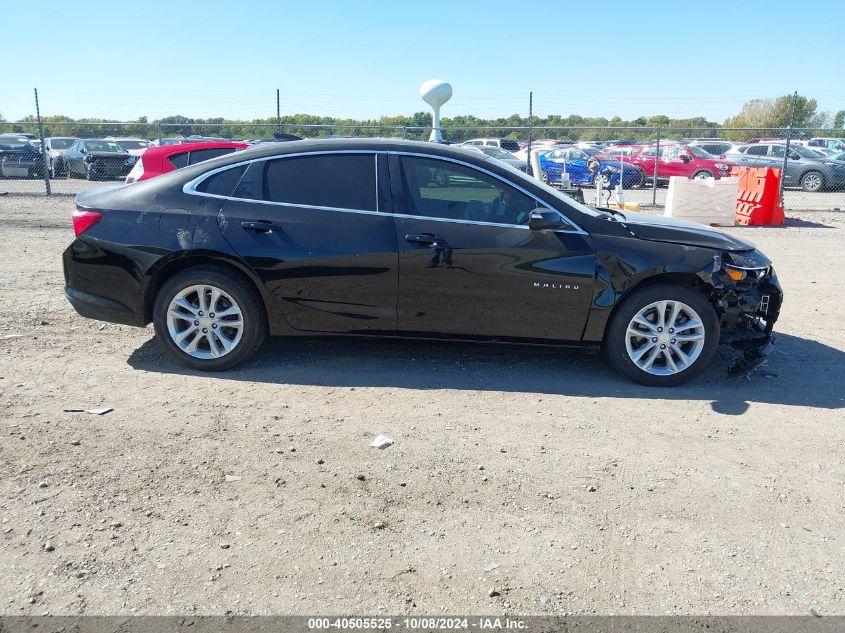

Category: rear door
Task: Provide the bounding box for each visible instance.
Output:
[390,153,595,341]
[209,151,398,334]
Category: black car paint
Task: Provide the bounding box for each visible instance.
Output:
[0,138,44,178]
[63,139,781,363]
[65,140,135,179]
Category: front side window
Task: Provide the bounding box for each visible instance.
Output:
[399,156,538,225]
[232,153,377,211]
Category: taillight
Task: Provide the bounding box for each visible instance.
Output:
[72,208,103,236]
[125,158,144,183]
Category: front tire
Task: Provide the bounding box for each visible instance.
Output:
[691,170,714,180]
[153,266,267,371]
[604,284,719,387]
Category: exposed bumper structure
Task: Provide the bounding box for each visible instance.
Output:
[714,271,783,376]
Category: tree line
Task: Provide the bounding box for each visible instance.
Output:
[2,95,843,142]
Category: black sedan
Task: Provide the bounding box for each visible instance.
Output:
[64,139,137,180]
[0,134,44,178]
[63,139,782,386]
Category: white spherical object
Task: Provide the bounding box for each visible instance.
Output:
[419,79,453,108]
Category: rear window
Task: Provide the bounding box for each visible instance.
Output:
[188,147,239,165]
[195,165,246,196]
[500,139,520,152]
[233,154,377,211]
[168,151,190,169]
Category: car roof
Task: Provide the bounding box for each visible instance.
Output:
[142,140,249,158]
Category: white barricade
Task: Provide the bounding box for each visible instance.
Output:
[664,176,739,226]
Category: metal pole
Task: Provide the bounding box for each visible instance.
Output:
[34,88,51,195]
[527,92,533,175]
[276,88,281,133]
[779,91,797,206]
[402,125,407,140]
[652,127,660,207]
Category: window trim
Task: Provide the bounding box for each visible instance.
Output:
[183,149,587,234]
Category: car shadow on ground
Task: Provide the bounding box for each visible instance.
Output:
[127,332,844,416]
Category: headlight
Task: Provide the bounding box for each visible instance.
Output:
[606,165,619,172]
[722,250,770,282]
[716,163,729,170]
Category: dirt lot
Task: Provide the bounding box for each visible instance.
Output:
[0,195,843,616]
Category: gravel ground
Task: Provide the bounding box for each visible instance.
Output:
[0,196,843,617]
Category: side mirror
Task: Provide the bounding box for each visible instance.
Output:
[680,154,691,163]
[528,208,563,230]
[80,147,87,154]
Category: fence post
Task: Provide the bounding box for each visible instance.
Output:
[402,125,407,140]
[652,127,660,207]
[157,123,164,145]
[779,91,798,206]
[34,88,51,195]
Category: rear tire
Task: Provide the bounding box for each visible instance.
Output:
[153,266,267,371]
[604,284,719,387]
[801,170,824,192]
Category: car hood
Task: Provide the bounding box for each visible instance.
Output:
[617,211,755,252]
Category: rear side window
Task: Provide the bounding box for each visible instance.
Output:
[189,147,238,165]
[168,151,190,169]
[233,154,377,211]
[195,165,246,196]
[745,145,768,156]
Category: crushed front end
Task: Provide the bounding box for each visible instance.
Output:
[708,250,784,375]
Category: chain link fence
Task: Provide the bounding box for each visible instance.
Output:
[2,120,844,211]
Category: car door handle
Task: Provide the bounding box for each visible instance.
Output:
[405,234,446,247]
[241,221,280,233]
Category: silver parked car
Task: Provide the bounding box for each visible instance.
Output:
[725,143,845,192]
[461,145,530,173]
[44,137,78,176]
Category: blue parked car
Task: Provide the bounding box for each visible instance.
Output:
[538,147,645,189]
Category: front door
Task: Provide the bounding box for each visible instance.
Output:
[215,152,398,334]
[390,154,596,342]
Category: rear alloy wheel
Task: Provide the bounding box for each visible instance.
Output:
[599,173,612,188]
[605,284,719,386]
[801,171,824,192]
[153,266,266,371]
[85,164,96,181]
[691,170,714,180]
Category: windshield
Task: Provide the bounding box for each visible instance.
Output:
[481,147,516,160]
[792,145,824,159]
[50,138,75,149]
[115,140,148,150]
[686,145,716,158]
[86,141,125,153]
[580,148,614,161]
[488,157,605,218]
[0,136,30,147]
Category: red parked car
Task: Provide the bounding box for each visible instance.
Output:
[622,143,734,182]
[125,141,248,183]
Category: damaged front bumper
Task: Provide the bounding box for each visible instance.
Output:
[714,268,783,376]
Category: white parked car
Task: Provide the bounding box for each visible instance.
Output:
[461,137,521,152]
[104,137,151,157]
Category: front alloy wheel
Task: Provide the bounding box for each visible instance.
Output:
[605,284,718,386]
[624,300,705,376]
